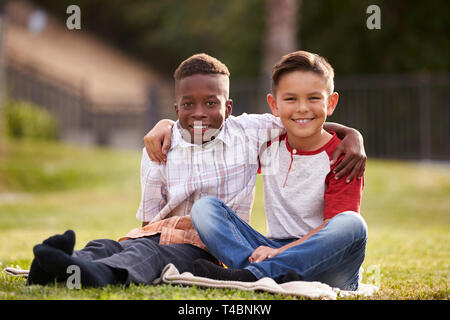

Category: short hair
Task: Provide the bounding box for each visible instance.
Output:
[174,53,230,81]
[271,50,335,95]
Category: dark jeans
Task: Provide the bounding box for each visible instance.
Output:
[72,235,215,284]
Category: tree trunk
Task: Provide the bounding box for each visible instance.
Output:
[259,0,300,113]
[262,0,300,76]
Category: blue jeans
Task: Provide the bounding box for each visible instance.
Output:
[191,196,368,290]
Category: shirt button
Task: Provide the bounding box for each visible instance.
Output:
[293,149,297,154]
[291,165,296,171]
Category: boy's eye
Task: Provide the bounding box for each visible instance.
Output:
[206,101,217,107]
[284,97,296,101]
[181,102,193,108]
[309,97,321,101]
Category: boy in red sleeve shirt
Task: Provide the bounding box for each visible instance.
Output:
[190,50,367,291]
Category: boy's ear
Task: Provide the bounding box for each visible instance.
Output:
[174,104,179,118]
[225,99,233,119]
[327,92,339,116]
[267,94,279,117]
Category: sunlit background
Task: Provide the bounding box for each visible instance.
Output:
[0,0,448,158]
[0,0,448,299]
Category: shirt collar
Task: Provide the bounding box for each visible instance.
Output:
[284,131,338,155]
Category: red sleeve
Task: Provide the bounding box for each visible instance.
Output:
[257,134,286,175]
[324,159,364,221]
[257,156,261,174]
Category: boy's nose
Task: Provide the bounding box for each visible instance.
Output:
[296,101,309,113]
[191,105,208,118]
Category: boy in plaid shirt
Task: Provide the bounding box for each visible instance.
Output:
[28,53,365,288]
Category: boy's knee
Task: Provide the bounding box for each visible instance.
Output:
[190,196,222,225]
[86,238,121,248]
[335,211,368,240]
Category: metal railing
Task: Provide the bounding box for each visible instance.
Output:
[231,73,450,161]
[6,64,155,148]
[5,64,450,160]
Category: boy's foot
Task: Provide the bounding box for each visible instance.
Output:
[275,269,303,284]
[27,258,53,285]
[27,230,76,285]
[192,259,257,282]
[33,244,117,287]
[42,230,76,254]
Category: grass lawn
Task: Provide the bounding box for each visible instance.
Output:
[0,139,449,300]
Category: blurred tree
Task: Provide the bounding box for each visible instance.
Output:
[262,0,299,76]
[300,0,450,74]
[32,0,450,77]
[33,0,265,77]
[257,0,299,112]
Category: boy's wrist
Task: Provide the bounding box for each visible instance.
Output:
[346,127,363,141]
[335,125,363,142]
[323,122,349,139]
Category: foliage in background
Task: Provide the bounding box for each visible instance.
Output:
[3,99,59,141]
[300,0,450,74]
[34,0,265,77]
[33,0,450,77]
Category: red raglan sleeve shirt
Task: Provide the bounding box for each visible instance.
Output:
[323,149,364,221]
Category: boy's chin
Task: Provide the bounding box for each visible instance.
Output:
[181,128,220,144]
[285,125,317,139]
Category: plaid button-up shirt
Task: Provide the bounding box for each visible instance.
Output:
[120,113,284,251]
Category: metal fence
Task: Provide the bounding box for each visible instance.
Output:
[231,73,450,161]
[5,64,450,160]
[334,73,449,160]
[5,64,156,149]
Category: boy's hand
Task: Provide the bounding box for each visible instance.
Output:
[144,119,175,164]
[249,246,281,263]
[330,129,366,183]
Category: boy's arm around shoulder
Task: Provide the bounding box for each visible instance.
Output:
[323,122,366,183]
[231,113,285,147]
[144,119,176,165]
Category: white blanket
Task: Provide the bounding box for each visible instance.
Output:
[154,263,379,300]
[4,264,379,299]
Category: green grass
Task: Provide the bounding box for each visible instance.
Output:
[0,139,449,300]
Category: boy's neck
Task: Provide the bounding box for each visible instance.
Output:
[286,129,333,152]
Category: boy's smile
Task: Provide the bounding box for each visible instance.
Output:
[175,74,232,144]
[292,118,314,126]
[267,70,338,151]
